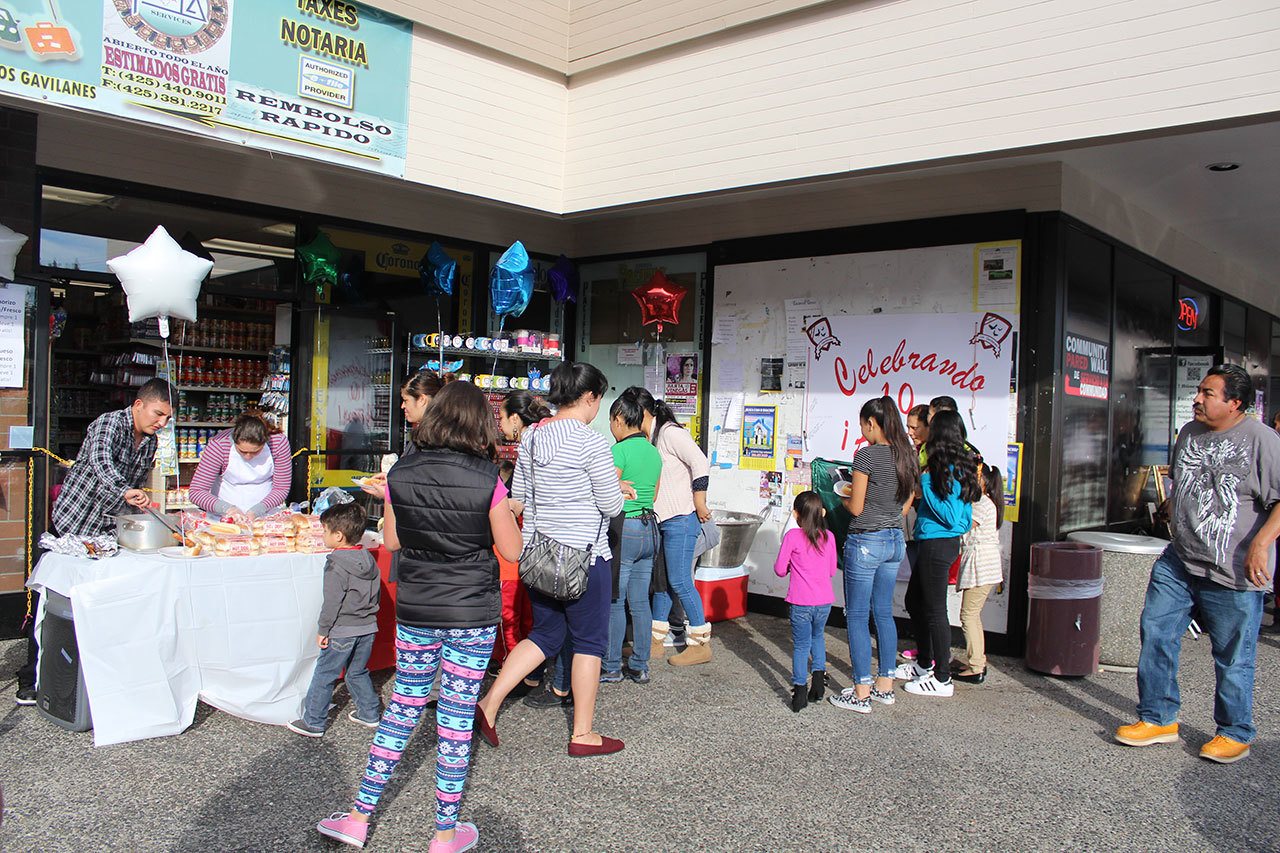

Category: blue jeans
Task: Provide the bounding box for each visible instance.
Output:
[653,512,707,627]
[302,632,380,729]
[605,516,658,674]
[843,528,906,684]
[790,604,832,685]
[1137,547,1265,743]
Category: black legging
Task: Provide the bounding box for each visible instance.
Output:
[907,537,959,680]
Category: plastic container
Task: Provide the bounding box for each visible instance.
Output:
[1025,541,1103,676]
[1067,532,1168,669]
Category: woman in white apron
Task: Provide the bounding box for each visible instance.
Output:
[189,413,293,520]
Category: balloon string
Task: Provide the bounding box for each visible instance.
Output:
[436,294,444,371]
[492,316,505,375]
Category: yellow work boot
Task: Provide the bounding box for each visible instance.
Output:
[650,621,670,660]
[1200,735,1250,764]
[1115,720,1180,747]
[669,625,712,666]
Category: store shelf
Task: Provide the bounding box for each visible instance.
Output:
[176,421,234,428]
[111,338,271,356]
[199,304,281,318]
[53,384,108,391]
[53,349,100,357]
[367,348,393,355]
[51,413,98,419]
[176,385,263,394]
[177,459,202,464]
[409,345,563,363]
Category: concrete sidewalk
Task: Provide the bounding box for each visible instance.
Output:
[2,613,1277,852]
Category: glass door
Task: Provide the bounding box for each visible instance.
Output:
[578,252,707,444]
[0,282,45,634]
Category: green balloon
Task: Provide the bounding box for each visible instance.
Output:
[297,231,341,293]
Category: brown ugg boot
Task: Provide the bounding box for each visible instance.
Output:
[668,624,712,666]
[650,620,670,659]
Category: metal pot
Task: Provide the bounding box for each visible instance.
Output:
[114,512,181,552]
[698,510,767,568]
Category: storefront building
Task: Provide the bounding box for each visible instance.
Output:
[0,1,1276,653]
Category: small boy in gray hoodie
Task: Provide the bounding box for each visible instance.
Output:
[288,503,382,737]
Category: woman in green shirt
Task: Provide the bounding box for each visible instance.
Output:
[602,389,663,684]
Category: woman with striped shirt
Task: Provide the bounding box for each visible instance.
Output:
[188,413,292,519]
[477,361,629,757]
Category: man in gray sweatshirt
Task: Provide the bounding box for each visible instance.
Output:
[289,503,382,737]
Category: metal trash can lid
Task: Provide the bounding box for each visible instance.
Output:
[1066,531,1168,555]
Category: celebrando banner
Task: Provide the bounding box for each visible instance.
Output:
[0,0,411,177]
[803,311,1017,468]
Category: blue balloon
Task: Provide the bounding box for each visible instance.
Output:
[490,240,533,319]
[418,241,456,296]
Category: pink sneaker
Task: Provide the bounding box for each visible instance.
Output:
[317,812,368,849]
[899,649,917,661]
[429,821,479,853]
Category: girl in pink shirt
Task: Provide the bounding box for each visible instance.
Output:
[773,491,838,712]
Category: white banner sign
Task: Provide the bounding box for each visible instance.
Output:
[804,311,1016,464]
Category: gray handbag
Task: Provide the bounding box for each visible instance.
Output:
[517,428,603,601]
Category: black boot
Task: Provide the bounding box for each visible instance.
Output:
[791,684,808,713]
[809,670,825,701]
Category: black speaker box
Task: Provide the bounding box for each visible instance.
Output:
[36,591,92,732]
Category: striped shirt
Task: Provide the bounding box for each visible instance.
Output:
[848,444,903,533]
[958,495,1002,588]
[188,430,293,517]
[511,419,625,560]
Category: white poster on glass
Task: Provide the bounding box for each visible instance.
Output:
[0,288,26,388]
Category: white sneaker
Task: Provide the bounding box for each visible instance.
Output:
[903,673,954,697]
[893,662,931,681]
[828,688,872,714]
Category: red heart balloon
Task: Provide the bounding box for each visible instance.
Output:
[633,271,688,336]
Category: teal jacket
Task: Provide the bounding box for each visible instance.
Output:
[915,469,972,539]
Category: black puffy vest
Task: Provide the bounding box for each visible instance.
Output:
[388,448,499,628]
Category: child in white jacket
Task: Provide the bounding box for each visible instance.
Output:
[954,464,1004,683]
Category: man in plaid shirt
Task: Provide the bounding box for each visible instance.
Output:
[15,379,173,706]
[51,378,174,536]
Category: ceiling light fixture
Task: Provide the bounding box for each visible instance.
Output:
[203,238,295,258]
[42,187,115,205]
[1206,162,1240,172]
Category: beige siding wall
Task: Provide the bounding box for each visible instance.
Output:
[567,0,834,72]
[35,110,571,253]
[565,0,1280,211]
[374,0,569,73]
[406,27,567,212]
[1061,165,1279,317]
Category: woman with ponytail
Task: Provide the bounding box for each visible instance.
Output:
[634,388,715,666]
[897,409,980,698]
[828,397,916,714]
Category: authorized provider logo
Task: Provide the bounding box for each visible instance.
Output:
[114,0,228,55]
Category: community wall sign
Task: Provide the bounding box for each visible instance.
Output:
[0,0,412,177]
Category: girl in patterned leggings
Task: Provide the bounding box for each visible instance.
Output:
[317,381,523,852]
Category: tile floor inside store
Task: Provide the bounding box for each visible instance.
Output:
[2,611,1278,852]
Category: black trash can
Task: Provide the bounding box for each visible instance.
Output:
[1025,542,1103,676]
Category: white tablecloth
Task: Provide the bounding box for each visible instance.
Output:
[28,550,327,746]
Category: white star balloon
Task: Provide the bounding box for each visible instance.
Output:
[108,226,212,326]
[0,223,28,281]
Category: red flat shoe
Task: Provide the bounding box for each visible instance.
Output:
[567,733,624,757]
[475,707,499,747]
